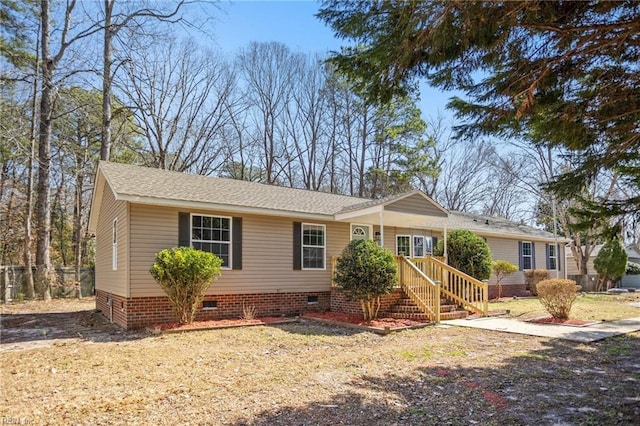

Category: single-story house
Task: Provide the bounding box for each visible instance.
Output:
[566,244,640,289]
[88,162,566,329]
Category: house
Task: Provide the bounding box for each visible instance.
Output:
[88,162,566,329]
[447,211,567,294]
[566,244,640,289]
[621,246,640,289]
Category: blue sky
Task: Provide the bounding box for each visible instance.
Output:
[212,0,459,123]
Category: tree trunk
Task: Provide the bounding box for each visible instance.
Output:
[36,0,53,301]
[101,0,114,161]
[73,144,85,298]
[23,24,39,300]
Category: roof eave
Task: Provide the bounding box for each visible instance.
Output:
[115,193,334,221]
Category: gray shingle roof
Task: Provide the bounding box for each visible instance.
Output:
[448,211,564,241]
[99,161,380,216]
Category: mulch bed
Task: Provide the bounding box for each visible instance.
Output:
[149,316,298,333]
[302,311,430,334]
[526,315,600,327]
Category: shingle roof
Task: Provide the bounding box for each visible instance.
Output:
[96,162,562,242]
[98,161,386,216]
[448,211,564,241]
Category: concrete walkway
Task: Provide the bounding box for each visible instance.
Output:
[441,317,640,343]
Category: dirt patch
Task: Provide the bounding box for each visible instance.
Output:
[303,311,428,329]
[150,317,298,332]
[0,297,145,352]
[1,299,640,425]
[527,316,601,327]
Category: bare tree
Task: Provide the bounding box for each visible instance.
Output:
[237,42,300,185]
[36,0,102,299]
[98,0,196,161]
[118,39,234,174]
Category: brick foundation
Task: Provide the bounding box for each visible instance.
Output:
[96,289,330,330]
[330,287,404,316]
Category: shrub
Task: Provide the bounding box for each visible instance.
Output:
[594,238,628,290]
[150,247,223,324]
[334,239,397,321]
[524,269,551,296]
[536,279,580,320]
[434,229,492,280]
[627,261,640,275]
[492,260,518,299]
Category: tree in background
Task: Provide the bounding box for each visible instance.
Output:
[333,239,397,321]
[594,239,628,291]
[434,229,492,281]
[492,260,518,300]
[318,0,640,231]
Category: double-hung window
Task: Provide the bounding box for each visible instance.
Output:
[191,215,231,267]
[521,241,533,270]
[396,235,411,257]
[112,218,118,271]
[547,244,558,270]
[302,223,325,269]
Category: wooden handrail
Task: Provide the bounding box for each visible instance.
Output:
[397,256,441,323]
[413,256,488,316]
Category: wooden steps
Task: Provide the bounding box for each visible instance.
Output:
[386,297,469,321]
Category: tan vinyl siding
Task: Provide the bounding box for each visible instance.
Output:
[385,193,447,217]
[129,204,351,297]
[95,184,128,296]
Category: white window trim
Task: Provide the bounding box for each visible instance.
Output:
[112,218,118,271]
[350,223,372,241]
[412,235,426,258]
[396,235,412,257]
[522,241,533,270]
[302,222,326,270]
[190,213,233,270]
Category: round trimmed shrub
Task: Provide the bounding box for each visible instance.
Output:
[537,279,580,320]
[334,239,397,321]
[434,229,492,280]
[150,247,223,324]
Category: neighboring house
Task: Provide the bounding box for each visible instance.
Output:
[567,244,640,289]
[621,245,640,289]
[88,162,565,329]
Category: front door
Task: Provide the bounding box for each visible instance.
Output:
[351,224,371,241]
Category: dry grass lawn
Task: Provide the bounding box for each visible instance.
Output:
[492,292,640,321]
[1,297,639,425]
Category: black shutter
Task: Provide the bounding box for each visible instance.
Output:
[557,244,561,270]
[518,241,523,270]
[232,217,242,270]
[178,212,190,247]
[432,237,438,254]
[293,222,302,270]
[531,242,536,269]
[546,244,551,269]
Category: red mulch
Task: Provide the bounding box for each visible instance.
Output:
[151,316,293,331]
[303,311,428,329]
[526,316,600,327]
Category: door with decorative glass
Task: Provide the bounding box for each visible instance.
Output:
[351,224,371,241]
